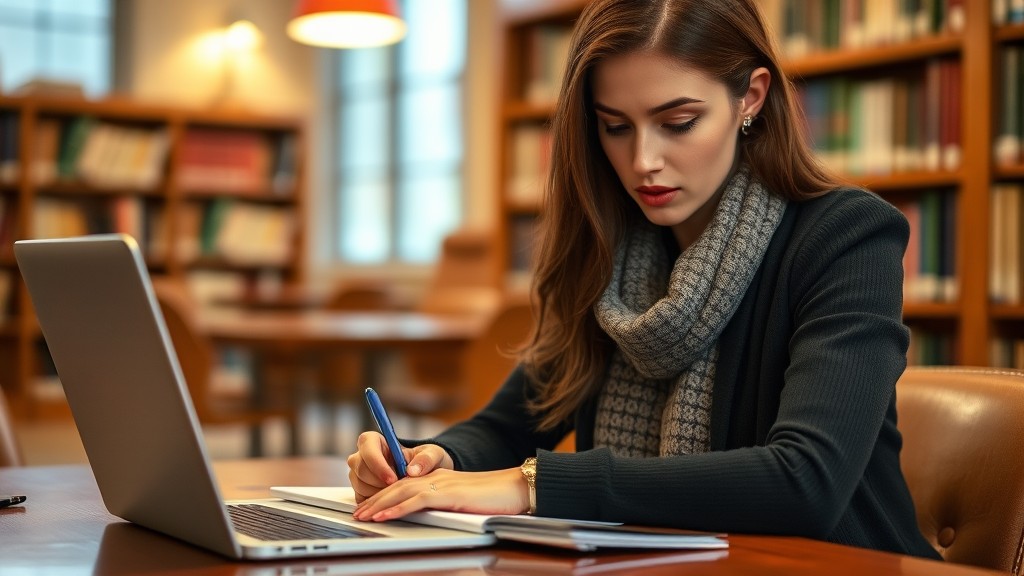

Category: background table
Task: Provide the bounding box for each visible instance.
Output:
[0,458,999,575]
[200,309,488,451]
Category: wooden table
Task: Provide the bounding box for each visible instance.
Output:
[0,459,1000,575]
[200,309,486,352]
[199,310,488,452]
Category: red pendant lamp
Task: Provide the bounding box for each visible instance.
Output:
[287,0,406,49]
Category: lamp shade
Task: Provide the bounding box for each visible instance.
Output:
[287,0,406,49]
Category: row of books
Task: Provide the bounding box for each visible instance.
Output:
[185,269,285,308]
[2,113,299,195]
[891,189,958,303]
[991,184,1024,305]
[991,337,1024,368]
[178,129,297,196]
[0,112,17,184]
[520,23,572,104]
[995,45,1024,166]
[908,327,956,366]
[32,116,170,188]
[762,0,964,58]
[177,198,296,266]
[30,196,165,257]
[799,58,961,176]
[993,0,1024,24]
[506,123,551,206]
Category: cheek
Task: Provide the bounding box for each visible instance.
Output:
[676,124,738,176]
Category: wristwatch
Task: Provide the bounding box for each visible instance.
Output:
[521,457,537,515]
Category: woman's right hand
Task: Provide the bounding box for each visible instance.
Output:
[346,431,455,502]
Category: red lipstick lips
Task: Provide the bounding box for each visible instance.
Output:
[635,185,679,207]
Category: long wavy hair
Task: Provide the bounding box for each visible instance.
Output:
[521,0,841,430]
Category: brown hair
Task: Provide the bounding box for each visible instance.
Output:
[522,0,841,430]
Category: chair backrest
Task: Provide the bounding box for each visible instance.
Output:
[149,278,216,422]
[896,366,1024,574]
[325,281,397,312]
[0,385,23,466]
[454,295,534,422]
[417,229,500,317]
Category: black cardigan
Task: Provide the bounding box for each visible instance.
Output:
[427,188,941,559]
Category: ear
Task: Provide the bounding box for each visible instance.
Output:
[741,67,771,117]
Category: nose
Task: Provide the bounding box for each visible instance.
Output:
[632,130,663,175]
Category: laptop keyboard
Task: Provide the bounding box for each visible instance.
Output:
[227,504,382,541]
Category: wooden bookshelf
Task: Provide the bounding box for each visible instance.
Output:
[0,95,306,417]
[495,0,1006,367]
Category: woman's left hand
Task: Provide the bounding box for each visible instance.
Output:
[351,467,529,522]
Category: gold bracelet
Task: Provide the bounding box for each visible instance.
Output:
[520,457,537,515]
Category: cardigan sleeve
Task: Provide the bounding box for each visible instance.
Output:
[530,192,912,539]
[427,364,572,471]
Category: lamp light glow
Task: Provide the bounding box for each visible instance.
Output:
[225,20,263,52]
[287,0,406,49]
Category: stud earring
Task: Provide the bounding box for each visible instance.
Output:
[741,115,754,136]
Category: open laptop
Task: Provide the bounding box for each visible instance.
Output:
[14,234,496,560]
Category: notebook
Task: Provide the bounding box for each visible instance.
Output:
[13,234,496,560]
[272,487,728,552]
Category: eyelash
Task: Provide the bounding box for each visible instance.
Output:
[602,117,700,136]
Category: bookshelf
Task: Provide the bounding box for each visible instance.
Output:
[494,0,1006,367]
[0,95,305,417]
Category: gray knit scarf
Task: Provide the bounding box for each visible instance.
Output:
[593,167,786,457]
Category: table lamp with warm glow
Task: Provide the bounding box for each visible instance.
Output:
[287,0,406,49]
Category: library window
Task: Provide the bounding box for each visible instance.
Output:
[333,0,466,265]
[0,0,113,97]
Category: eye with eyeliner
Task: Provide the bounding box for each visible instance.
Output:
[664,116,700,133]
[599,115,701,136]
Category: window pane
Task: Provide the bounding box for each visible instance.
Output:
[0,4,32,23]
[337,45,391,90]
[50,0,108,18]
[399,0,466,80]
[0,1,111,95]
[396,172,461,263]
[47,31,108,96]
[0,25,37,91]
[338,177,390,263]
[397,84,461,164]
[339,92,390,171]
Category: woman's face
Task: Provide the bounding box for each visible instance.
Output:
[592,51,753,249]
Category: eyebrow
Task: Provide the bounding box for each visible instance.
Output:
[593,96,705,117]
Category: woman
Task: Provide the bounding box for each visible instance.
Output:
[347,0,940,559]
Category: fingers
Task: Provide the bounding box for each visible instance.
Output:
[404,444,454,477]
[356,431,401,485]
[353,476,442,521]
[347,431,402,501]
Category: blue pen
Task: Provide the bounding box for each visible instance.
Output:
[364,387,408,478]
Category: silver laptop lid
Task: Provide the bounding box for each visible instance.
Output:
[14,234,241,558]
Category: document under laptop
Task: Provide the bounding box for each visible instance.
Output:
[14,234,495,560]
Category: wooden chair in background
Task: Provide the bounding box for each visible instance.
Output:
[317,280,399,451]
[151,279,300,457]
[0,386,23,466]
[896,366,1024,574]
[379,230,502,425]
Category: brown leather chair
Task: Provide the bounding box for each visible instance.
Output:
[0,386,23,466]
[896,366,1024,574]
[151,279,299,457]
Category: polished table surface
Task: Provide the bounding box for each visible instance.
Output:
[0,458,1000,575]
[199,309,487,350]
